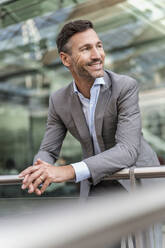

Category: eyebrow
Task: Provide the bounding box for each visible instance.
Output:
[79,41,103,50]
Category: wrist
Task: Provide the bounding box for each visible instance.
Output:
[67,165,76,180]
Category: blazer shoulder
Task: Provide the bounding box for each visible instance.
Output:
[105,70,138,91]
[50,82,73,104]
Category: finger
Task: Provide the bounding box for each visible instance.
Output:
[21,174,30,189]
[36,158,42,163]
[19,165,39,177]
[32,176,44,192]
[19,166,33,177]
[27,183,41,195]
[36,159,50,167]
[35,188,42,196]
[22,174,29,184]
[27,183,34,194]
[34,159,41,166]
[23,169,44,189]
[40,179,50,194]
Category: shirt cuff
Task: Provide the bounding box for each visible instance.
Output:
[71,161,91,183]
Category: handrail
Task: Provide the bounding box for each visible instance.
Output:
[106,166,165,179]
[0,175,22,185]
[1,181,165,248]
[0,166,165,185]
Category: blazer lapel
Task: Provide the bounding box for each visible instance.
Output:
[95,70,112,151]
[70,90,94,156]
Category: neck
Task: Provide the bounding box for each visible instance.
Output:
[73,75,95,99]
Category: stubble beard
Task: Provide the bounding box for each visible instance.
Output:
[77,62,104,82]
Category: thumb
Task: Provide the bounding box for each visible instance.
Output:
[36,159,48,166]
[34,158,42,165]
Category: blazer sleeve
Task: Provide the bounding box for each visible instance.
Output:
[33,94,67,164]
[83,79,141,185]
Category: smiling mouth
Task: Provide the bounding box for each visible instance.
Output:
[88,61,102,69]
[88,62,103,70]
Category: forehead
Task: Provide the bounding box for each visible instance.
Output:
[68,28,101,48]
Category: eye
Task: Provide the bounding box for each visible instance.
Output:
[97,43,103,49]
[81,47,89,51]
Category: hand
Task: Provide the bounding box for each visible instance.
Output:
[19,159,75,195]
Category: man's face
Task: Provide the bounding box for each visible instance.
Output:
[65,29,105,81]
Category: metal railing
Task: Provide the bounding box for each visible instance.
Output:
[1,166,165,184]
[0,174,22,184]
[1,174,165,248]
[1,166,165,248]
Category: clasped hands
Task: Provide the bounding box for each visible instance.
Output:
[19,159,75,195]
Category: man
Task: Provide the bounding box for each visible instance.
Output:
[19,20,160,197]
[19,19,162,248]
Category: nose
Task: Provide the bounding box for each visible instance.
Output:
[91,47,101,60]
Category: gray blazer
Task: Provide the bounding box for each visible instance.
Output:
[34,70,160,197]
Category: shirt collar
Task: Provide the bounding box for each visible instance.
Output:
[73,77,105,93]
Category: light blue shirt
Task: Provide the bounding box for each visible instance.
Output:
[72,77,105,182]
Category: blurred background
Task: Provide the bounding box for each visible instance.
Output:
[0,0,165,197]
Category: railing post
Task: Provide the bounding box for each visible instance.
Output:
[129,167,145,248]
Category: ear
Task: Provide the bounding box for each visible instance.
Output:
[60,52,71,67]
